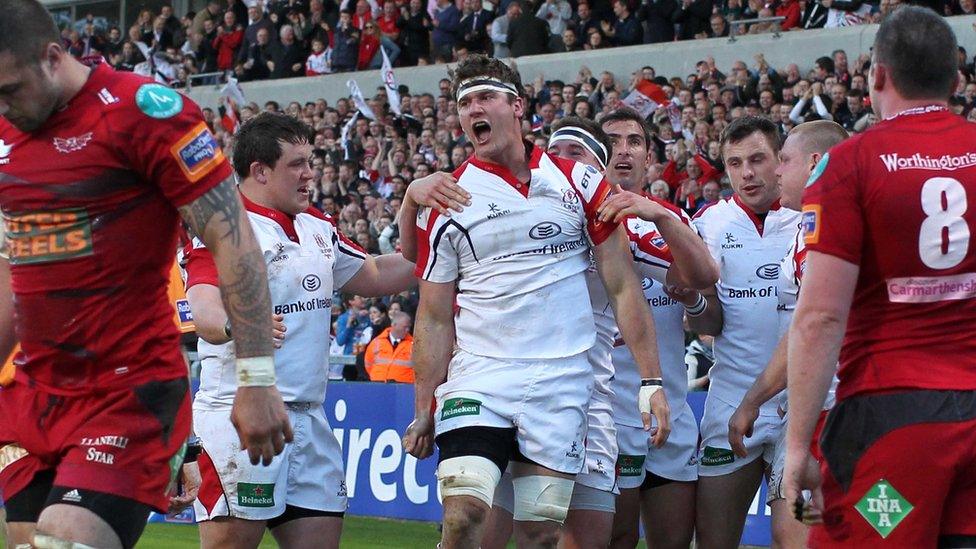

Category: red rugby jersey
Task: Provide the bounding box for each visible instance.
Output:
[802,106,976,400]
[0,63,231,395]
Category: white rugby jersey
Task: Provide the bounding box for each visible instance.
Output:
[778,227,837,411]
[606,207,695,428]
[186,195,366,407]
[693,196,800,416]
[415,146,616,359]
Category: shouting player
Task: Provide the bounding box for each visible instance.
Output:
[402,55,669,548]
[785,7,976,547]
[689,116,801,549]
[185,113,415,548]
[727,120,848,548]
[0,1,288,548]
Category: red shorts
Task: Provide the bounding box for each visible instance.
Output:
[811,390,976,548]
[0,377,191,512]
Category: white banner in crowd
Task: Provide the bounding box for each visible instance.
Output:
[346,79,377,121]
[381,47,402,117]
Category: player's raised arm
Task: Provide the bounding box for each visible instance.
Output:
[179,177,292,466]
[593,226,671,447]
[403,279,456,459]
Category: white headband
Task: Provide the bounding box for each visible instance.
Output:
[456,77,519,101]
[548,127,609,168]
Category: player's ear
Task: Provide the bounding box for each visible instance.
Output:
[512,96,525,119]
[870,63,885,93]
[250,161,268,184]
[808,152,822,172]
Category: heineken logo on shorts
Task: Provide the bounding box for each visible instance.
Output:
[700,446,734,466]
[854,479,913,538]
[238,482,275,507]
[616,455,645,476]
[135,84,184,119]
[441,398,481,420]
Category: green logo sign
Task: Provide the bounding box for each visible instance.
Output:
[700,446,735,466]
[238,482,275,507]
[441,398,481,420]
[806,152,829,188]
[855,479,913,538]
[616,454,646,476]
[135,84,184,119]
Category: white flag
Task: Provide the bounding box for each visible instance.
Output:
[380,47,402,116]
[220,75,247,110]
[621,80,671,119]
[346,79,377,121]
[340,111,359,160]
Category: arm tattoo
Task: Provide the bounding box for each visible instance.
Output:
[220,248,274,358]
[178,177,244,247]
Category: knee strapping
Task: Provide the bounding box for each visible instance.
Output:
[512,475,574,523]
[437,456,502,507]
[31,534,98,549]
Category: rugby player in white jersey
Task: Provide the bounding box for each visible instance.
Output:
[726,121,848,548]
[184,113,416,549]
[597,108,718,549]
[470,114,716,549]
[400,55,670,548]
[688,116,801,549]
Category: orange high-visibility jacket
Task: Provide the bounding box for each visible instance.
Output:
[364,328,415,383]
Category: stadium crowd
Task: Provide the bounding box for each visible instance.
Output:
[59,0,976,86]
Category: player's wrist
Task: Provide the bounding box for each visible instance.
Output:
[683,293,707,315]
[236,356,277,387]
[638,379,663,413]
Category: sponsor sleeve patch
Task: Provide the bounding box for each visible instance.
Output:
[169,122,225,183]
[135,84,184,119]
[801,205,821,245]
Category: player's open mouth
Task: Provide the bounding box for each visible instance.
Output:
[297,186,310,196]
[614,161,633,174]
[472,120,492,144]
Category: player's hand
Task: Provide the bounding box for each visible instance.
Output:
[168,461,201,514]
[664,285,700,307]
[783,449,824,526]
[642,388,671,448]
[728,402,759,458]
[232,386,293,466]
[597,188,669,224]
[272,313,286,349]
[406,172,472,216]
[402,413,435,459]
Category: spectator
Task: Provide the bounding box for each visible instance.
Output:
[707,13,729,37]
[195,19,220,72]
[192,0,224,37]
[351,0,375,29]
[536,0,573,51]
[507,2,550,56]
[376,0,401,42]
[432,0,462,60]
[585,27,609,49]
[336,294,370,354]
[602,0,642,46]
[400,0,433,65]
[639,0,678,42]
[673,0,713,39]
[241,26,274,80]
[150,15,175,50]
[572,2,602,41]
[357,21,381,69]
[271,24,307,78]
[361,302,392,344]
[460,0,491,53]
[649,179,671,200]
[364,311,415,383]
[554,27,582,51]
[213,10,244,72]
[774,0,802,30]
[490,1,520,57]
[799,0,829,28]
[101,26,124,58]
[332,10,361,71]
[306,36,333,74]
[239,3,275,64]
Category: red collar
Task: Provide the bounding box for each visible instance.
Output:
[466,143,542,198]
[732,194,781,236]
[240,191,300,242]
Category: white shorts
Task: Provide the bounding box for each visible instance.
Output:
[615,406,699,490]
[493,469,613,513]
[767,425,787,504]
[575,388,617,493]
[434,349,593,474]
[697,394,783,477]
[193,403,347,521]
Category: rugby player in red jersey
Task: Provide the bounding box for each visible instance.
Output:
[0,1,290,547]
[785,6,976,547]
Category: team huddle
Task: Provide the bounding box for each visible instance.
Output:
[2,0,976,547]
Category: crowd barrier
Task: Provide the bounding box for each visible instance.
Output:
[152,382,774,546]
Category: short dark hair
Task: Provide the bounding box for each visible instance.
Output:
[449,54,526,100]
[720,116,781,157]
[0,0,60,64]
[815,56,835,74]
[551,115,613,158]
[873,5,958,100]
[600,107,652,151]
[232,112,315,178]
